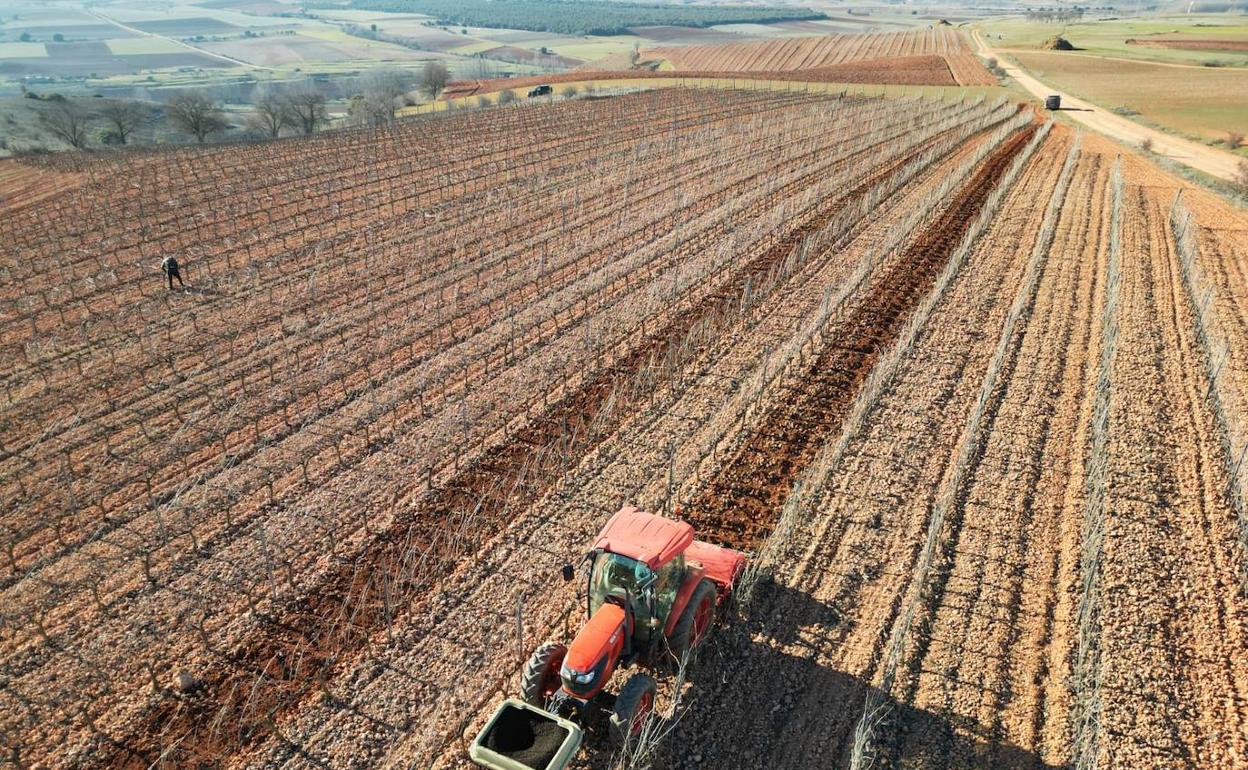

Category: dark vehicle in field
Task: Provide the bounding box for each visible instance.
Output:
[1045,94,1061,110]
[528,84,554,98]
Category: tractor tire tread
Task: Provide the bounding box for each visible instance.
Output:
[666,579,717,662]
[610,672,658,745]
[519,641,566,706]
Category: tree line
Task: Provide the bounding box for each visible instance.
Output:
[305,0,826,36]
[24,62,451,151]
[1023,8,1086,22]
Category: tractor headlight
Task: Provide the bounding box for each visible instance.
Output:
[560,663,596,685]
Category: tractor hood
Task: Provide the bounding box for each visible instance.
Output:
[560,603,626,699]
[566,603,626,670]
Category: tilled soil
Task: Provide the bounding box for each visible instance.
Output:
[4,91,1247,770]
[1090,157,1248,768]
[657,131,1248,770]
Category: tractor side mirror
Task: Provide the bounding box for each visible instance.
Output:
[560,563,574,582]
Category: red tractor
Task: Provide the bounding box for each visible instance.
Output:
[470,506,745,769]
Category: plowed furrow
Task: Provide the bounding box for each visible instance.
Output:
[684,124,1037,549]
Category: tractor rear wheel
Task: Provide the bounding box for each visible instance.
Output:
[610,673,658,745]
[519,641,566,706]
[666,579,716,662]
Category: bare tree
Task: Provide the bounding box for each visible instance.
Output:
[419,60,450,99]
[361,69,413,123]
[247,88,293,140]
[1236,160,1248,195]
[1228,131,1244,150]
[496,89,516,105]
[283,84,328,136]
[39,99,91,150]
[166,92,227,143]
[97,99,147,145]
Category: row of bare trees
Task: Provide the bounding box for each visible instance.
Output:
[25,62,450,151]
[37,98,150,149]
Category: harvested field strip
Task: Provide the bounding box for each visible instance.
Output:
[886,136,1096,769]
[683,120,1038,548]
[834,122,1055,769]
[1070,153,1120,770]
[1170,198,1248,594]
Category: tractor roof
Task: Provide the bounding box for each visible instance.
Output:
[591,506,693,569]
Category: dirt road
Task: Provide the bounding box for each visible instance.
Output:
[971,29,1243,183]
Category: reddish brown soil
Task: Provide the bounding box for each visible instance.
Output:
[4,88,1246,770]
[0,159,82,212]
[685,122,1036,546]
[1126,37,1248,51]
[646,28,995,86]
[441,61,954,101]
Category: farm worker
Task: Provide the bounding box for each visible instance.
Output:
[161,255,185,290]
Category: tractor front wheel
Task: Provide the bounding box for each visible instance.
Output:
[666,579,716,662]
[519,641,566,706]
[610,673,657,745]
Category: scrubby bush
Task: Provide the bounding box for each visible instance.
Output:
[1235,160,1248,195]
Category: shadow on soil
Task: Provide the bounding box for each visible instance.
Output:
[622,578,1070,770]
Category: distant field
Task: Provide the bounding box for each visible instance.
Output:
[304,0,826,36]
[447,39,499,56]
[196,0,295,14]
[628,25,744,45]
[106,37,187,55]
[203,32,435,64]
[0,42,47,58]
[980,14,1248,66]
[1,7,99,28]
[131,17,243,35]
[5,23,135,41]
[1012,50,1248,145]
[646,27,994,86]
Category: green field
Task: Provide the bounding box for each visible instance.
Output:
[980,14,1248,66]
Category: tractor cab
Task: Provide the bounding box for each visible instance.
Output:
[585,508,694,656]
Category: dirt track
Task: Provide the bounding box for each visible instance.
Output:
[971,29,1245,183]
